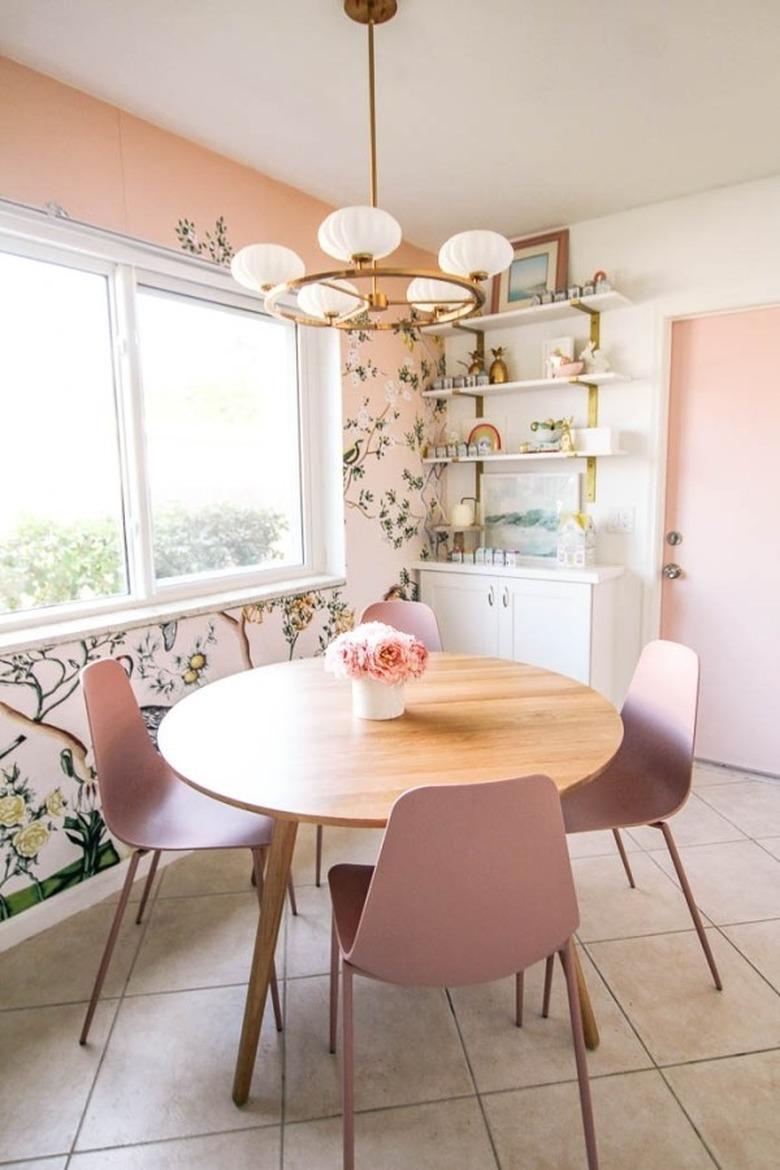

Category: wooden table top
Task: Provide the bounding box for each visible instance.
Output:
[158,653,623,827]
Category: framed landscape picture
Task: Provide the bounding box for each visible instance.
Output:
[481,471,580,558]
[491,228,569,314]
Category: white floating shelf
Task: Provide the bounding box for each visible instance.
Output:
[428,523,485,532]
[422,371,629,399]
[420,290,631,337]
[423,449,626,466]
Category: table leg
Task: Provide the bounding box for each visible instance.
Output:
[233,818,298,1105]
[572,946,600,1051]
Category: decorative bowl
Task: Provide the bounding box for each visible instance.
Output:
[554,361,585,378]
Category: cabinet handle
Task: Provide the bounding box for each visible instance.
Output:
[488,585,495,607]
[502,587,509,608]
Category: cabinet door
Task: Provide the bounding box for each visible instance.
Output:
[419,571,500,656]
[498,579,592,682]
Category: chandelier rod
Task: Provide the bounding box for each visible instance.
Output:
[367,16,378,208]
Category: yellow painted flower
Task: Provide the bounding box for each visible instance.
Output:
[45,789,65,817]
[13,821,50,858]
[334,610,356,635]
[188,652,206,671]
[182,668,200,685]
[0,794,26,827]
[242,603,266,625]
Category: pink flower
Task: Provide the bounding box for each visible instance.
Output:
[324,621,428,684]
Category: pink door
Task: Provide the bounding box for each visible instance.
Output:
[662,308,780,774]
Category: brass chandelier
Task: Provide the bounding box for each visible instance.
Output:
[231,0,512,330]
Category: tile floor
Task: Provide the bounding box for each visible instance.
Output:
[1,761,779,1169]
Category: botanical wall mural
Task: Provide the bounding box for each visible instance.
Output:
[0,216,443,920]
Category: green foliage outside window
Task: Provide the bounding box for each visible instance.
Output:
[0,503,287,613]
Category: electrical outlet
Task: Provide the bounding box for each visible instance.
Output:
[606,507,635,534]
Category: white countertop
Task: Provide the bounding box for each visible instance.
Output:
[410,560,625,585]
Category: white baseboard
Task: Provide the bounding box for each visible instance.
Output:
[0,850,186,953]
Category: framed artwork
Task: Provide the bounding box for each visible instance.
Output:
[481,471,581,558]
[491,228,569,314]
[542,335,574,378]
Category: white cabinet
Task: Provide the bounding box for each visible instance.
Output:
[416,563,624,701]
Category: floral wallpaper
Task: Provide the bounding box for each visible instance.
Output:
[0,222,444,919]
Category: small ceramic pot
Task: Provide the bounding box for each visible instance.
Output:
[352,678,404,720]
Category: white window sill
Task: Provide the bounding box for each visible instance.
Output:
[0,573,347,654]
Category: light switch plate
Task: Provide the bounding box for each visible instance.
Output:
[606,507,635,534]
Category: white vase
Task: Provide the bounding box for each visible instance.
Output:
[352,677,405,720]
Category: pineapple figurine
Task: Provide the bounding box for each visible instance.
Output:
[489,346,509,384]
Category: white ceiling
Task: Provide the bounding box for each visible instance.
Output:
[2,0,779,249]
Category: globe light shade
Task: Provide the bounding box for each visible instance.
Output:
[318,205,402,262]
[406,277,470,313]
[297,279,364,321]
[438,230,513,280]
[231,244,305,292]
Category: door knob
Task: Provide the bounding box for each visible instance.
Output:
[666,530,683,546]
[662,563,682,580]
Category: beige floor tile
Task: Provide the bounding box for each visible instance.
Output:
[697,780,780,839]
[758,837,780,859]
[450,950,651,1093]
[291,824,382,888]
[283,1098,494,1170]
[102,857,160,906]
[483,1069,715,1169]
[571,852,697,941]
[70,1127,280,1168]
[126,891,277,995]
[157,849,256,899]
[77,985,281,1148]
[0,903,142,1010]
[567,829,641,860]
[665,1049,780,1170]
[2,1161,68,1169]
[693,762,748,788]
[722,919,780,992]
[284,975,473,1123]
[286,882,333,979]
[588,929,780,1064]
[0,1001,115,1162]
[650,840,780,924]
[625,794,746,850]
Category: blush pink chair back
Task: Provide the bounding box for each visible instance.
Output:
[82,658,173,849]
[345,775,578,986]
[563,639,700,833]
[360,600,442,652]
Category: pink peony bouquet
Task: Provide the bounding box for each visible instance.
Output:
[325,622,428,685]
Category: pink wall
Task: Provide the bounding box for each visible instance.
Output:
[0,56,432,267]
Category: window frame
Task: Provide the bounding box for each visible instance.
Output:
[0,200,344,646]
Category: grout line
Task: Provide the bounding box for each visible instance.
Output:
[442,987,502,1170]
[54,1120,281,1164]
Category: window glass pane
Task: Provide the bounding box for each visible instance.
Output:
[0,250,128,616]
[137,288,302,583]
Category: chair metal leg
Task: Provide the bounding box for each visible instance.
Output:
[80,849,142,1045]
[612,829,636,889]
[251,848,284,1032]
[330,913,339,1054]
[515,970,524,1027]
[135,848,161,924]
[315,824,323,887]
[560,939,600,1170]
[656,820,723,990]
[287,873,298,916]
[542,953,555,1018]
[342,962,355,1170]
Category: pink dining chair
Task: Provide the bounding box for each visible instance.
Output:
[313,599,443,886]
[557,638,722,995]
[78,658,296,1044]
[328,775,599,1170]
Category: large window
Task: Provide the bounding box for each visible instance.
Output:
[0,212,338,637]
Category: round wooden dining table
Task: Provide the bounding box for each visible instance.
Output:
[158,652,623,1105]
